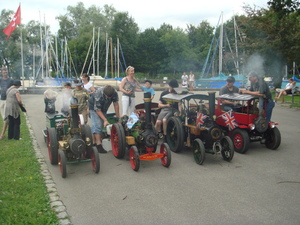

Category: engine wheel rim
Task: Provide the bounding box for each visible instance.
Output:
[91,150,96,170]
[233,134,243,149]
[192,139,205,165]
[167,120,176,148]
[160,143,171,167]
[221,138,233,160]
[47,131,52,161]
[111,125,119,156]
[129,146,139,171]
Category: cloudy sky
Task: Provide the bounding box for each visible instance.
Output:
[4,0,267,34]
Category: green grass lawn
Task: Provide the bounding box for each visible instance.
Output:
[0,113,59,225]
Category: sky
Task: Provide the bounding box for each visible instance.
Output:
[4,0,268,34]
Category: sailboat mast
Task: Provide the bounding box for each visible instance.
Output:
[39,11,44,79]
[97,28,100,76]
[93,27,95,75]
[117,38,120,78]
[110,37,113,78]
[44,15,49,78]
[218,12,223,75]
[234,16,240,75]
[105,33,108,77]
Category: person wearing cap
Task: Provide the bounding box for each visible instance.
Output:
[240,71,275,122]
[4,80,24,140]
[155,79,180,139]
[0,67,14,140]
[88,85,120,153]
[219,76,239,111]
[119,66,142,116]
[72,80,89,124]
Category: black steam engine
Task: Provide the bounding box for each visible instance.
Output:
[110,92,171,171]
[43,97,100,178]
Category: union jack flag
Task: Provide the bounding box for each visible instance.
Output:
[221,111,238,131]
[196,113,208,127]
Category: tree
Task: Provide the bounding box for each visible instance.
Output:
[136,28,161,76]
[160,28,196,75]
[242,1,300,86]
[110,12,139,75]
[56,3,118,76]
[56,2,115,41]
[187,21,214,74]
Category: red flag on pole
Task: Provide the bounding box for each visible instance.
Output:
[3,5,21,40]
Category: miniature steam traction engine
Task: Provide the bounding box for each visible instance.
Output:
[110,92,171,171]
[43,97,100,178]
[215,93,281,153]
[163,91,234,165]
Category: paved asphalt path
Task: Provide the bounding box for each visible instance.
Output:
[22,91,300,225]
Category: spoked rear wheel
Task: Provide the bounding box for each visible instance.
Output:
[129,146,140,171]
[220,136,234,162]
[111,123,126,158]
[47,127,58,165]
[192,138,205,165]
[91,146,100,173]
[58,150,67,178]
[166,117,184,153]
[160,143,171,167]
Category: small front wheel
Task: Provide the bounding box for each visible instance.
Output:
[231,128,250,154]
[129,146,140,171]
[192,138,205,165]
[58,150,67,178]
[91,146,100,173]
[221,136,234,162]
[160,143,171,167]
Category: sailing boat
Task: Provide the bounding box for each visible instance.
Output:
[197,12,247,89]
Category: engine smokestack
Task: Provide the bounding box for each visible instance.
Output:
[208,92,216,119]
[144,92,152,130]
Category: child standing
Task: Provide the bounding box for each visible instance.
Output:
[141,80,155,100]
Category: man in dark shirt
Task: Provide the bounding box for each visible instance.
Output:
[0,67,14,140]
[240,71,275,122]
[219,76,239,111]
[155,79,180,138]
[88,85,120,153]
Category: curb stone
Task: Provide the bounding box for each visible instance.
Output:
[24,112,72,225]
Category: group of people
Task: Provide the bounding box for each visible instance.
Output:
[1,63,292,146]
[181,71,195,91]
[44,66,156,153]
[219,72,276,122]
[0,67,25,141]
